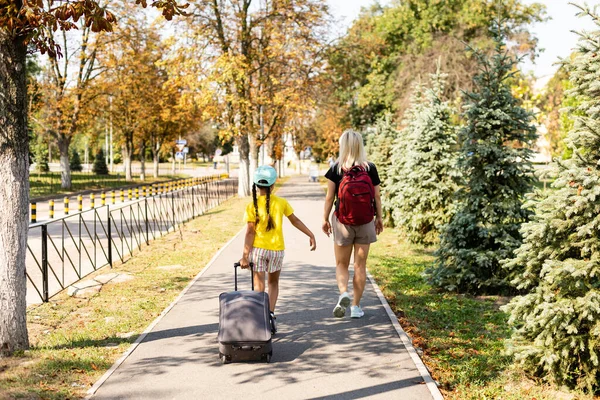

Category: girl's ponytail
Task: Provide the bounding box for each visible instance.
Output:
[252,184,260,226]
[265,186,274,232]
[252,183,274,231]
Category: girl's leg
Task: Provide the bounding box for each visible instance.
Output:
[334,243,353,294]
[352,243,370,306]
[267,270,281,312]
[253,271,266,292]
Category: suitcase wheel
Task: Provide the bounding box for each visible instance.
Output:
[263,351,272,363]
[219,353,231,364]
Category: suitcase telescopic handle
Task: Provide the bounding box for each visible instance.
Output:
[233,262,254,291]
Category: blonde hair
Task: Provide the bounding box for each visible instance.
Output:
[337,129,370,174]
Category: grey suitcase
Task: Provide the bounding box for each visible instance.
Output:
[217,262,273,363]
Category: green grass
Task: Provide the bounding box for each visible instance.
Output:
[0,177,288,399]
[0,194,249,399]
[29,172,189,199]
[368,230,591,400]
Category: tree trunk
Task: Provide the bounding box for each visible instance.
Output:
[57,135,72,189]
[0,32,30,355]
[152,140,160,178]
[237,135,251,197]
[296,151,302,174]
[122,142,133,181]
[171,150,175,175]
[140,142,146,181]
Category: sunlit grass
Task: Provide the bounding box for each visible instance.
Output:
[368,230,591,400]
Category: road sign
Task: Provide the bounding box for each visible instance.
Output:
[175,152,184,160]
[215,148,222,156]
[175,139,187,152]
[182,147,189,154]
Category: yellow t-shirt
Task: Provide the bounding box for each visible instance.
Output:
[244,195,294,251]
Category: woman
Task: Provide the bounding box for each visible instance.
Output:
[322,129,384,319]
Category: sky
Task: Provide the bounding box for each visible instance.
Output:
[327,0,599,81]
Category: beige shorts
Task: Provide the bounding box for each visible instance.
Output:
[331,214,377,247]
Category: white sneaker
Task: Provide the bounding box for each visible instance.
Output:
[333,292,351,318]
[350,305,364,319]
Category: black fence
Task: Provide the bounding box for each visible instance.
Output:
[26,176,238,304]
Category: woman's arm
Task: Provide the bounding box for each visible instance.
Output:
[374,185,384,235]
[240,222,256,268]
[322,180,336,237]
[288,214,316,250]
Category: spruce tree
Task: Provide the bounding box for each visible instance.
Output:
[393,67,459,246]
[92,149,109,175]
[33,141,49,173]
[428,22,537,293]
[502,5,600,392]
[70,149,83,172]
[385,83,425,227]
[365,114,399,224]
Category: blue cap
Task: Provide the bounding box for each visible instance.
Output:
[253,165,277,187]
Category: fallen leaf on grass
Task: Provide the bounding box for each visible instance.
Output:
[91,363,98,371]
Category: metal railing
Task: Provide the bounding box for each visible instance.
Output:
[26,176,238,304]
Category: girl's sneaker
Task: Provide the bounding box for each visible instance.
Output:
[350,305,364,319]
[269,311,277,335]
[333,292,351,318]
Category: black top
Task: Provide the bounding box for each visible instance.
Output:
[325,162,381,199]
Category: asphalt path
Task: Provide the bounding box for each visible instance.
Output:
[89,176,437,400]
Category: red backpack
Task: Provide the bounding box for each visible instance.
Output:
[336,166,375,226]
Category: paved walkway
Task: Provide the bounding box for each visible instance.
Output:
[89,176,438,399]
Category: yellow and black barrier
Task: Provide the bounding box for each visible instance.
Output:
[90,193,95,209]
[31,202,36,223]
[49,200,54,219]
[78,195,83,212]
[64,197,69,215]
[101,192,106,206]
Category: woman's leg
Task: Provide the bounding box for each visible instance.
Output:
[334,243,353,294]
[267,270,281,312]
[253,271,266,292]
[352,243,370,306]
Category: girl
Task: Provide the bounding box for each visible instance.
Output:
[322,129,384,319]
[240,165,316,333]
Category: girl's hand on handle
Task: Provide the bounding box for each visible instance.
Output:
[322,220,332,237]
[309,235,317,251]
[375,217,384,235]
[239,256,250,269]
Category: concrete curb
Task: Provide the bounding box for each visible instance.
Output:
[85,226,247,399]
[367,271,444,400]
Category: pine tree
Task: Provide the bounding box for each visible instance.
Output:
[365,114,399,225]
[32,140,49,173]
[385,83,425,227]
[70,149,83,172]
[502,5,600,392]
[393,67,459,246]
[428,21,537,293]
[92,149,109,175]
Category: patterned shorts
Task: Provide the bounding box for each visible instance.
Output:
[249,248,285,273]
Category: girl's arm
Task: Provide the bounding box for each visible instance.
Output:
[374,185,384,235]
[288,214,316,251]
[240,222,256,269]
[322,180,336,237]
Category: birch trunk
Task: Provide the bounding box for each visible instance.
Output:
[0,31,30,355]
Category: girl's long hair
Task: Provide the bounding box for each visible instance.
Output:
[337,129,370,174]
[252,183,274,231]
